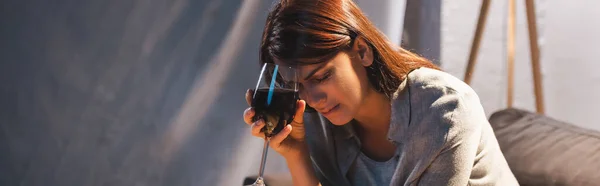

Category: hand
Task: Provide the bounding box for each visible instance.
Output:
[243,89,308,159]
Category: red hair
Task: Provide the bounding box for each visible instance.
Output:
[260,0,439,98]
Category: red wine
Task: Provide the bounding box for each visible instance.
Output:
[252,88,298,137]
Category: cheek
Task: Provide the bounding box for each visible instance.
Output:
[328,71,364,119]
[335,79,362,108]
[339,63,368,105]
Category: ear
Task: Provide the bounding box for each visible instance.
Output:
[352,36,374,67]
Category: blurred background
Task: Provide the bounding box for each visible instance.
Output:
[1,0,598,185]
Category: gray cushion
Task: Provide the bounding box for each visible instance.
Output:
[489,108,600,186]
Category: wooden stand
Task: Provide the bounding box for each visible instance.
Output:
[464,0,545,114]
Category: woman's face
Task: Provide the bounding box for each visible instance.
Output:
[281,38,374,125]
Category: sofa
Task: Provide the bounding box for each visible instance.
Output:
[489,108,600,186]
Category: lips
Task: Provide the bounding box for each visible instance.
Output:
[320,104,339,115]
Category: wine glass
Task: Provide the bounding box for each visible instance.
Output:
[246,63,298,186]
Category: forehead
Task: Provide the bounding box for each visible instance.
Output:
[272,58,327,78]
[272,52,351,77]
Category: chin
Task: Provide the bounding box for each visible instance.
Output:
[323,112,353,125]
[328,119,351,125]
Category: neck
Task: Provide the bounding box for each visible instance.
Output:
[353,90,391,134]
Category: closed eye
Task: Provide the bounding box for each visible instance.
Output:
[314,71,332,83]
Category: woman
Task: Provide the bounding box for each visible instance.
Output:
[243,0,518,185]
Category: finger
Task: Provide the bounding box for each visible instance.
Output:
[245,89,254,106]
[243,107,255,125]
[251,119,265,137]
[270,124,292,148]
[292,100,306,124]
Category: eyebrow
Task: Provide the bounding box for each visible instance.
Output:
[303,63,329,81]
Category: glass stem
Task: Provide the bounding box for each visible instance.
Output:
[258,137,270,178]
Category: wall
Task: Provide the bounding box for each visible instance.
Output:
[441,0,600,131]
[0,0,276,185]
[354,0,405,46]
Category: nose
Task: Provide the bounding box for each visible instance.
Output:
[300,86,327,109]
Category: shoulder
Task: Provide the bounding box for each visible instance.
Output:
[395,67,487,147]
[406,67,478,101]
[405,67,483,116]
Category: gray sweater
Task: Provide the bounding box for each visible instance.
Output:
[303,68,519,186]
